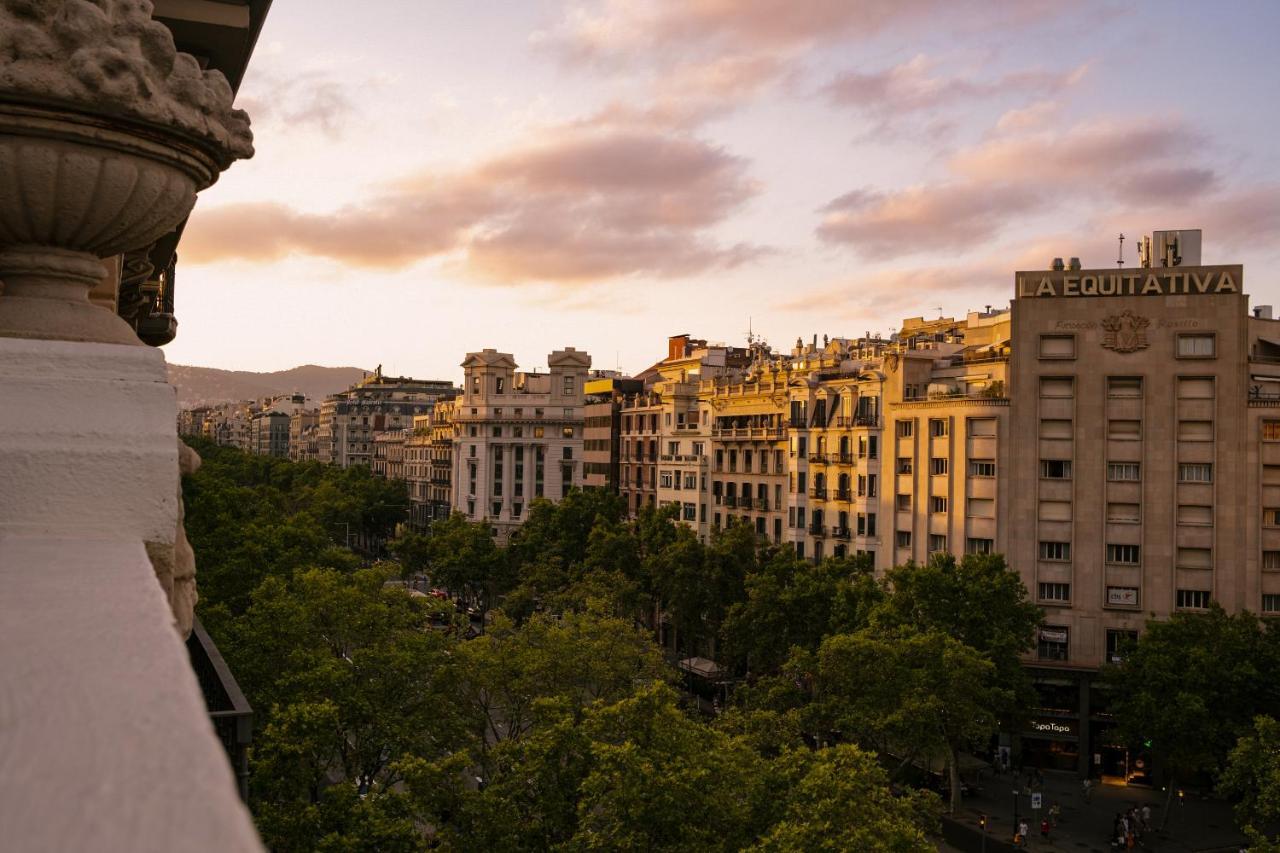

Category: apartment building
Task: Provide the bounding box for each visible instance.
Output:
[249,410,291,458]
[371,429,408,480]
[288,410,319,462]
[428,400,456,523]
[452,348,591,538]
[404,415,433,530]
[1004,236,1279,777]
[316,370,456,468]
[583,377,642,490]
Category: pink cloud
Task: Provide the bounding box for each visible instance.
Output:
[182,125,765,284]
[818,113,1223,261]
[816,183,1040,259]
[824,56,1087,118]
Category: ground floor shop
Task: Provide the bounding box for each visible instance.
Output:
[1011,667,1157,785]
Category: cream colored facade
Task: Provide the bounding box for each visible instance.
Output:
[316,372,455,468]
[452,348,591,537]
[405,415,433,530]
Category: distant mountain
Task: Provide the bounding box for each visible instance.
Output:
[168,363,370,408]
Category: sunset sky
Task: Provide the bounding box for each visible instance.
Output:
[169,0,1280,380]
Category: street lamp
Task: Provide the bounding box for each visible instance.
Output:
[1012,788,1021,842]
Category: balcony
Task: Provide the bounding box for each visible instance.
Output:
[724,496,738,507]
[808,453,828,465]
[809,487,828,500]
[187,617,253,803]
[808,524,827,538]
[739,496,753,509]
[758,498,770,511]
[836,453,854,465]
[833,527,852,540]
[854,414,880,427]
[835,489,853,501]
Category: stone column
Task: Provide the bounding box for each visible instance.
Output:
[0,2,260,849]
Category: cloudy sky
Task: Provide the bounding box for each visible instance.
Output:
[169,0,1280,379]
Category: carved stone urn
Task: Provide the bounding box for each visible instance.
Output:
[0,0,254,344]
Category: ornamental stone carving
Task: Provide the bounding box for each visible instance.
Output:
[0,0,253,345]
[1100,310,1151,354]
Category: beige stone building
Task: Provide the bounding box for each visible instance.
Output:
[428,399,457,523]
[404,415,433,530]
[316,370,456,468]
[1004,246,1280,776]
[289,410,320,462]
[452,348,591,537]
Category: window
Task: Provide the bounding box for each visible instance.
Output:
[1039,541,1071,561]
[495,377,505,394]
[1040,419,1072,439]
[1176,334,1216,358]
[896,458,913,474]
[492,426,502,437]
[533,427,545,438]
[1106,629,1138,663]
[1039,334,1076,359]
[1038,500,1072,522]
[1040,377,1074,398]
[682,503,697,522]
[897,420,914,438]
[1107,543,1140,565]
[1038,627,1069,661]
[563,375,575,395]
[1178,420,1213,441]
[1178,463,1212,483]
[1265,595,1280,614]
[1107,587,1139,608]
[930,457,948,475]
[896,530,912,548]
[1107,376,1143,398]
[1176,589,1211,610]
[928,534,947,553]
[929,418,948,437]
[1264,421,1280,442]
[1178,377,1216,399]
[1177,547,1213,568]
[1264,551,1280,570]
[1108,419,1141,440]
[471,376,479,395]
[966,537,994,554]
[1108,462,1140,481]
[969,459,996,477]
[968,497,994,518]
[968,417,996,437]
[1040,459,1072,479]
[896,493,911,511]
[1177,505,1212,526]
[1265,509,1280,527]
[491,501,501,517]
[1108,503,1140,523]
[929,496,948,514]
[1038,582,1070,603]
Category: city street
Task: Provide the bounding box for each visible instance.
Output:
[946,771,1246,852]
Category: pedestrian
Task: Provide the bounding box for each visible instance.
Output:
[1141,803,1152,832]
[1018,818,1029,847]
[1049,801,1062,827]
[1041,817,1050,840]
[1083,777,1094,802]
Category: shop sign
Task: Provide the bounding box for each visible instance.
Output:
[1039,627,1068,643]
[1107,586,1139,606]
[1026,717,1078,738]
[1016,265,1242,299]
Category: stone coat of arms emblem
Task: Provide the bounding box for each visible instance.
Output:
[1101,310,1150,353]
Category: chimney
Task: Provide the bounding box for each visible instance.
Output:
[1068,257,1081,271]
[1255,305,1274,320]
[668,334,690,361]
[1051,258,1065,271]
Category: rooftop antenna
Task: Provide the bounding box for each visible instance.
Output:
[1117,232,1125,268]
[746,316,754,345]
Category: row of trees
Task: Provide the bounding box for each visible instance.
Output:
[185,440,1280,848]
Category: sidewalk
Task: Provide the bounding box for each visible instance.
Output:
[947,770,1247,852]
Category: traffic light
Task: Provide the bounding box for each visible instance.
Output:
[979,814,988,831]
[1178,789,1185,805]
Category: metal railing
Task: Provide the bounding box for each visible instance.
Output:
[187,617,252,804]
